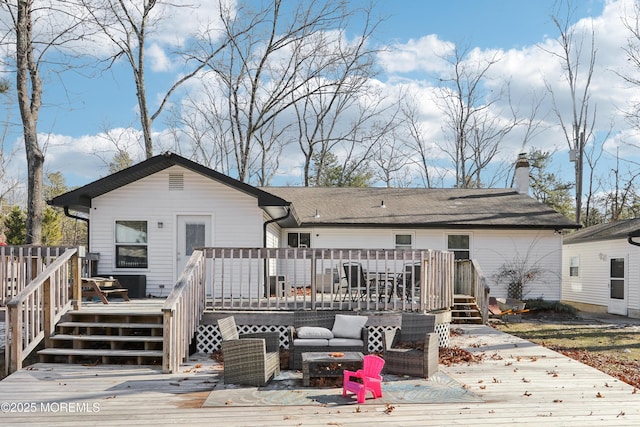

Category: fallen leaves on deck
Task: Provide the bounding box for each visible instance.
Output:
[439,346,484,366]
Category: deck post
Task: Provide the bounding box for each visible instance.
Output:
[8,304,22,373]
[162,308,176,373]
[43,277,53,348]
[310,251,316,309]
[71,251,82,310]
[420,256,427,312]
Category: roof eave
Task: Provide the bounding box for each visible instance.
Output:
[297,222,581,229]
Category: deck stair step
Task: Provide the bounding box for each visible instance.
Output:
[39,310,164,366]
[38,348,163,365]
[451,294,484,324]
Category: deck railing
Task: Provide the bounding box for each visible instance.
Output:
[4,247,82,375]
[162,250,206,373]
[454,259,491,323]
[0,246,75,307]
[202,248,454,312]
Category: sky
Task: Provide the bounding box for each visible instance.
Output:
[2,0,638,205]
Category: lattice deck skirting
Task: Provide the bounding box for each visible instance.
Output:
[197,321,451,354]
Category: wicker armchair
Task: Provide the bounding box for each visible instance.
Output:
[217,316,281,386]
[382,312,438,378]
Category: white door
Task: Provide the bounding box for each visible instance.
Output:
[608,256,627,315]
[176,215,211,280]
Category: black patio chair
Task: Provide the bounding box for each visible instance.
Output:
[395,262,421,301]
[340,262,373,302]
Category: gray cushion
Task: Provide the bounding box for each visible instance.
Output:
[328,338,364,347]
[296,326,333,339]
[331,314,368,339]
[293,338,329,346]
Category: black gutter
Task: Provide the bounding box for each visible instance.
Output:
[628,230,640,247]
[63,206,90,251]
[262,206,292,248]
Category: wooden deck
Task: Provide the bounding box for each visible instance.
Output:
[1,324,639,425]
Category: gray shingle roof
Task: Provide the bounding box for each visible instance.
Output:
[262,187,579,229]
[563,218,640,244]
[48,152,578,230]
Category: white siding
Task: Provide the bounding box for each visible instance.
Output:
[562,239,640,313]
[89,166,264,295]
[264,214,280,248]
[280,227,562,300]
[471,230,562,300]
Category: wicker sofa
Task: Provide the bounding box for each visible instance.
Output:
[288,311,369,370]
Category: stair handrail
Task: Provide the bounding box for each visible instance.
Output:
[162,250,206,373]
[470,259,490,323]
[4,247,82,375]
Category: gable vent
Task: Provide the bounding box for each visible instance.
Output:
[169,173,184,191]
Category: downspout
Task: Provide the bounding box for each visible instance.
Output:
[628,230,640,247]
[262,206,292,297]
[263,206,291,248]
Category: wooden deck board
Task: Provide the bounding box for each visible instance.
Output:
[1,324,639,425]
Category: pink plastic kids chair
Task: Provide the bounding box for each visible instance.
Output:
[342,354,385,403]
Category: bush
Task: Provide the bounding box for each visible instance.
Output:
[523,298,578,315]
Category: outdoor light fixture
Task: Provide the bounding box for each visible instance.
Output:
[157,222,164,229]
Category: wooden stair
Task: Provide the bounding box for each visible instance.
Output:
[38,310,164,366]
[451,294,484,324]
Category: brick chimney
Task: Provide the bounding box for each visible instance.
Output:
[515,153,530,194]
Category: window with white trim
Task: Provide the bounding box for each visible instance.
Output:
[447,234,470,260]
[287,232,311,248]
[395,233,413,249]
[115,220,148,268]
[569,256,579,277]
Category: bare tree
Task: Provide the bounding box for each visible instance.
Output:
[621,0,640,133]
[371,128,412,187]
[290,4,383,187]
[435,45,518,188]
[192,0,383,184]
[166,87,233,173]
[599,149,640,222]
[541,0,597,225]
[81,0,229,159]
[0,0,91,243]
[581,123,610,226]
[0,78,21,206]
[398,92,437,188]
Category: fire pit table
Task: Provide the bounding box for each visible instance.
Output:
[301,351,364,387]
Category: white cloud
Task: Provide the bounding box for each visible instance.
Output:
[378,35,454,74]
[147,43,172,72]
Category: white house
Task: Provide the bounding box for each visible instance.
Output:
[562,218,640,318]
[50,152,579,299]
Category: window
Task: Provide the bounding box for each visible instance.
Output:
[395,233,413,249]
[287,232,311,248]
[569,256,579,277]
[447,234,470,260]
[185,223,205,256]
[115,221,148,268]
